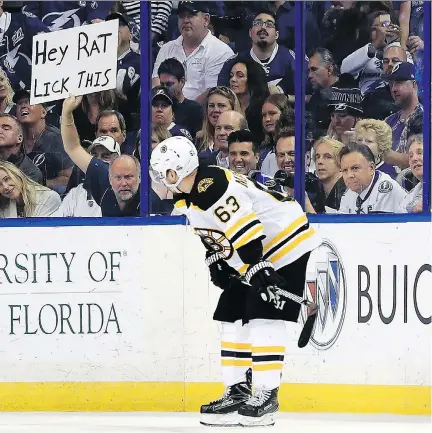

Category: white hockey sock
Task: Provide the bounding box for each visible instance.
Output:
[249,319,287,391]
[220,320,251,387]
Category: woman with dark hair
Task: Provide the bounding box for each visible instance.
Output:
[72,90,129,143]
[229,57,270,143]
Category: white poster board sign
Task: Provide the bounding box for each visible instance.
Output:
[30,20,119,105]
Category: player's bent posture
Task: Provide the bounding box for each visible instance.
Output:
[150,136,321,427]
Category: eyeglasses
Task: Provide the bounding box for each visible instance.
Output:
[252,19,276,29]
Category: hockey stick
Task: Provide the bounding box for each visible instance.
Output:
[261,286,318,349]
[202,246,318,348]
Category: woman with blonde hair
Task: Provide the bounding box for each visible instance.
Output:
[0,162,60,218]
[0,69,15,114]
[354,118,397,178]
[196,86,241,156]
[312,136,347,213]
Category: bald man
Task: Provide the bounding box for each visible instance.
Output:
[108,155,141,213]
[202,110,248,167]
[383,44,408,74]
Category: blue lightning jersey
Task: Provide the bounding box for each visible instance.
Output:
[23,1,115,30]
[0,11,50,90]
[117,49,140,108]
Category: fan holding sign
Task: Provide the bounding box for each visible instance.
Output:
[30,20,119,105]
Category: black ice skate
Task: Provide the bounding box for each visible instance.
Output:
[238,387,279,427]
[200,369,252,427]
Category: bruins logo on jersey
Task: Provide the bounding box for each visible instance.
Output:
[194,228,234,259]
[198,178,214,193]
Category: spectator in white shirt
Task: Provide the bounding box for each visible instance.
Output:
[397,134,423,213]
[338,142,406,214]
[152,1,234,102]
[0,161,60,218]
[57,136,121,218]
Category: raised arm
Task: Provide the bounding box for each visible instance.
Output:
[60,95,93,174]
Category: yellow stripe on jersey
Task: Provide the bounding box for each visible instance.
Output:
[174,199,186,209]
[252,346,285,354]
[224,169,232,181]
[221,359,252,367]
[253,363,284,371]
[221,342,252,350]
[190,203,204,212]
[225,213,257,238]
[268,227,316,264]
[237,264,248,275]
[263,215,308,253]
[232,224,264,250]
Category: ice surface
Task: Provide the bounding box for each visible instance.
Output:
[0,412,430,433]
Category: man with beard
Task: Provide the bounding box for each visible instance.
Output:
[217,11,298,99]
[383,62,423,169]
[60,95,141,217]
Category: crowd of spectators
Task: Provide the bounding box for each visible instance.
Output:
[150,0,426,215]
[0,1,427,219]
[0,0,141,217]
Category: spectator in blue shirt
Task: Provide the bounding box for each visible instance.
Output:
[60,95,141,217]
[383,61,423,170]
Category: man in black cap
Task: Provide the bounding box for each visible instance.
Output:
[383,61,423,169]
[106,12,141,113]
[157,57,204,140]
[152,1,234,102]
[328,100,364,145]
[152,86,192,141]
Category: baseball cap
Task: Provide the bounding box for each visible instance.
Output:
[87,135,121,155]
[13,89,48,108]
[152,86,173,105]
[382,61,416,82]
[106,12,132,28]
[177,1,210,14]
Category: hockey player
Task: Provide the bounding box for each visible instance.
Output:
[150,136,321,427]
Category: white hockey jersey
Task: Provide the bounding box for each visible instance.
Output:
[339,171,407,214]
[174,165,321,274]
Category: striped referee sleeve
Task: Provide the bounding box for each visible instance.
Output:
[151,0,173,35]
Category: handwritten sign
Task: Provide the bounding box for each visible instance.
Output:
[30,20,119,105]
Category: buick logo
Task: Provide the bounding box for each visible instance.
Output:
[300,239,347,350]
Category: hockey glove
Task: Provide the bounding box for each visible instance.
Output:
[244,261,286,295]
[205,252,241,290]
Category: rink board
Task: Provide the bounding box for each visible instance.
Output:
[0,223,430,414]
